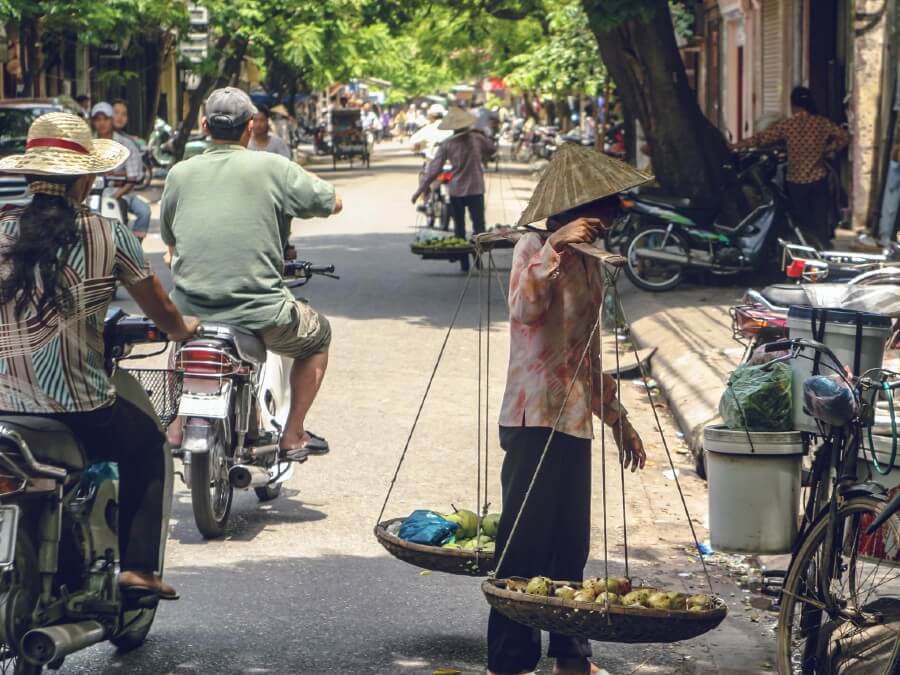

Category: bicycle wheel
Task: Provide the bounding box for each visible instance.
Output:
[777,496,900,674]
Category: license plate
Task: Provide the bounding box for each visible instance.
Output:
[178,393,229,418]
[0,505,19,567]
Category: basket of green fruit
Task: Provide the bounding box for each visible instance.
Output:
[482,576,727,644]
[410,237,474,258]
[375,508,500,577]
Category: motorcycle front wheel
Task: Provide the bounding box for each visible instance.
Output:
[190,421,234,539]
[624,228,689,292]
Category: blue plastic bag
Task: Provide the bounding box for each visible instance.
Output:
[398,510,458,546]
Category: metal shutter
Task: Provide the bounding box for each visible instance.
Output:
[761,0,784,116]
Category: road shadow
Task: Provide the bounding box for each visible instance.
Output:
[64,554,760,674]
[168,486,327,546]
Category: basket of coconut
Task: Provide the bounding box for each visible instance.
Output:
[482,576,727,644]
[374,508,501,577]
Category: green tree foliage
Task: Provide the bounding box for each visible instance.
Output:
[503,2,605,98]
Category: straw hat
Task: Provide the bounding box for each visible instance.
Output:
[438,107,476,131]
[517,143,653,227]
[0,112,129,176]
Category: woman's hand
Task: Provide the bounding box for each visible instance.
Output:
[548,217,604,252]
[611,419,646,472]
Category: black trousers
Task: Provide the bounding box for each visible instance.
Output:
[488,426,592,673]
[787,179,831,247]
[51,396,167,573]
[449,193,486,240]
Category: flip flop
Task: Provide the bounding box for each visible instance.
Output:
[304,431,330,456]
[279,445,310,462]
[120,584,179,602]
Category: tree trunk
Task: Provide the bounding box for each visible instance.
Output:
[20,18,39,97]
[582,1,729,206]
[172,37,247,161]
[144,32,173,139]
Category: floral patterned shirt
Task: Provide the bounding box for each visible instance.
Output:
[734,110,849,184]
[499,232,619,440]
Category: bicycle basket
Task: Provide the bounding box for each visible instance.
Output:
[125,369,182,427]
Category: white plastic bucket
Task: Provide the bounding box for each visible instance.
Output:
[787,307,891,432]
[704,424,804,554]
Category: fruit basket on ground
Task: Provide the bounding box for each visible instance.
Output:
[375,508,501,577]
[482,576,727,644]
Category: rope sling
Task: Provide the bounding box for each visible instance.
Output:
[376,232,715,599]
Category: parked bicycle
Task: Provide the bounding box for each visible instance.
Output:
[763,338,900,674]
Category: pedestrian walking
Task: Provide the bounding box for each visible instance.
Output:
[488,144,651,675]
[411,107,495,270]
[733,86,849,247]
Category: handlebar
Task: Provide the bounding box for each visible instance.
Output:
[284,260,339,288]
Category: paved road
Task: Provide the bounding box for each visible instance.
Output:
[64,143,776,674]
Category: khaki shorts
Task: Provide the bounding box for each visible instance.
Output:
[259,300,332,360]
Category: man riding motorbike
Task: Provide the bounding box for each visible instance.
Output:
[0,112,198,600]
[160,87,343,458]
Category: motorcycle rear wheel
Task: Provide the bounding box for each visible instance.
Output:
[111,605,157,653]
[604,213,638,254]
[624,228,689,292]
[190,421,234,539]
[438,199,451,231]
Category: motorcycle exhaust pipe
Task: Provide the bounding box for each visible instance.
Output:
[21,620,106,666]
[633,247,715,268]
[229,464,271,490]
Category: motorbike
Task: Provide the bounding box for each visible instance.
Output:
[418,166,453,231]
[0,311,176,673]
[622,149,819,292]
[605,148,788,255]
[780,241,900,285]
[87,176,129,227]
[148,119,209,171]
[313,123,332,156]
[174,260,338,539]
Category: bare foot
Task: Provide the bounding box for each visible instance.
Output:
[279,430,312,451]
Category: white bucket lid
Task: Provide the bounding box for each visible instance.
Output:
[703,424,805,456]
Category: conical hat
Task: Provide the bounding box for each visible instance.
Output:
[517,144,652,227]
[438,107,476,131]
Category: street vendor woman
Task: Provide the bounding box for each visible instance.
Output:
[489,144,652,675]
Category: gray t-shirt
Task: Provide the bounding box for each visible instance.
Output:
[248,133,292,159]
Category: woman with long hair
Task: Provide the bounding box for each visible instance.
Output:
[0,112,198,599]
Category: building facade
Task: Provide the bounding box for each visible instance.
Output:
[693,0,898,232]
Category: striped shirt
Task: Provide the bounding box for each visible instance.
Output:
[0,204,150,413]
[113,131,144,182]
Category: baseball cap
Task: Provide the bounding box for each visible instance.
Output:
[205,87,257,129]
[90,102,114,118]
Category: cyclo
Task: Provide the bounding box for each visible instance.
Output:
[762,337,900,674]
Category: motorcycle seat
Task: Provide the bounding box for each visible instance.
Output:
[760,284,809,308]
[0,417,86,472]
[196,323,267,365]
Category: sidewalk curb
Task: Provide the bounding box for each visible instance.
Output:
[625,304,738,463]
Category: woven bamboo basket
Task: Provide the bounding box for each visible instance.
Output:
[482,578,727,644]
[410,242,474,258]
[375,519,495,576]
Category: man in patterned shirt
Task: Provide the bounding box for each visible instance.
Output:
[734,86,849,247]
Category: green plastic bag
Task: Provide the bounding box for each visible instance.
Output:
[719,362,793,431]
